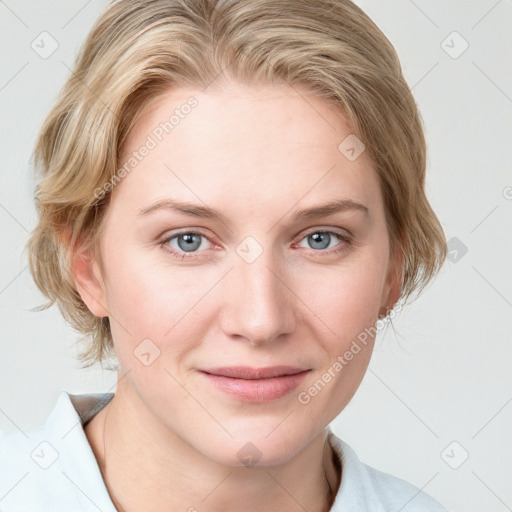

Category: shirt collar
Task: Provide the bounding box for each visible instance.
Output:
[45,391,117,511]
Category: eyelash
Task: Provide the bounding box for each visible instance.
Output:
[160,228,353,260]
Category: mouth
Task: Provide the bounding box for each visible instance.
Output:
[198,366,311,403]
[201,365,309,379]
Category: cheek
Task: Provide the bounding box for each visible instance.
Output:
[103,252,218,363]
[304,253,387,340]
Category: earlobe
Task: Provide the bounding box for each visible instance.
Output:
[66,231,109,318]
[379,246,404,318]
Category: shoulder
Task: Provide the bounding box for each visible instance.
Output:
[0,391,116,512]
[327,431,450,512]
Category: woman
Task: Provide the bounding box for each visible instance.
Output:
[0,0,449,510]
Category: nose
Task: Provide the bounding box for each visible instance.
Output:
[219,244,297,346]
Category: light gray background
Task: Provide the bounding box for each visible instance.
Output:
[1,1,511,511]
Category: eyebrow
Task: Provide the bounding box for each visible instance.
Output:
[137,198,368,222]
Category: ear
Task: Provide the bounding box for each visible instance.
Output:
[379,244,404,318]
[62,228,109,318]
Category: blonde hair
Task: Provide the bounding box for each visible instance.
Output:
[27,0,447,367]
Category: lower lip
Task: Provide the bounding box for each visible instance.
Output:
[200,371,310,403]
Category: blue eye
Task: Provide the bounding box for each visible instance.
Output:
[162,231,213,259]
[296,230,352,253]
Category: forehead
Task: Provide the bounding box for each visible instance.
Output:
[113,83,382,219]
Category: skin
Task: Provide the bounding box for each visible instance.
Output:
[74,81,402,512]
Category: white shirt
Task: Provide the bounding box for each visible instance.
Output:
[0,391,449,511]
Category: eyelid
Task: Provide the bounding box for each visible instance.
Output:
[160,228,215,244]
[298,226,353,239]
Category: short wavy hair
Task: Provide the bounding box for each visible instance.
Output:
[27,0,447,367]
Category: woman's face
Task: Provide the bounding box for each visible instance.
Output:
[77,82,400,466]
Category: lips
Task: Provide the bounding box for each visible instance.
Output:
[200,366,309,379]
[199,366,311,403]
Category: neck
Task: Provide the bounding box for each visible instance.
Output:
[85,377,340,512]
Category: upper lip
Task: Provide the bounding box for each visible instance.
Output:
[200,366,310,380]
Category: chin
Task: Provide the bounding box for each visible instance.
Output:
[203,423,316,468]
